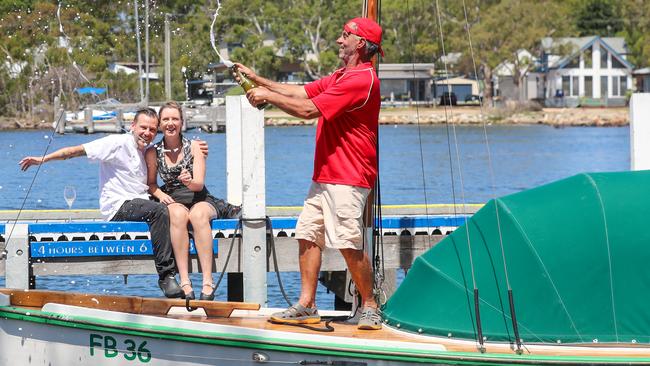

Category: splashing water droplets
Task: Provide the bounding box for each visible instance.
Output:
[210,0,233,67]
[57,2,91,83]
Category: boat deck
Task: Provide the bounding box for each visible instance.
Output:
[3,288,650,361]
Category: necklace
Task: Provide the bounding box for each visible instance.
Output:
[162,140,182,153]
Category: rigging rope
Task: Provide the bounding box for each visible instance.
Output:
[371,0,386,307]
[460,0,522,352]
[403,0,434,248]
[2,1,126,259]
[432,0,484,352]
[2,106,67,261]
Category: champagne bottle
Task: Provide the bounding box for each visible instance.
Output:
[232,66,268,110]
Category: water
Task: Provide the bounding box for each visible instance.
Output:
[0,124,630,308]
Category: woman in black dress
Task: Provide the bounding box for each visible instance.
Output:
[146,101,239,300]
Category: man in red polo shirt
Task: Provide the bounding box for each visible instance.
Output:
[233,17,383,330]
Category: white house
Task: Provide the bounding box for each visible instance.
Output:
[541,36,633,107]
[433,76,480,102]
[378,63,436,102]
[493,49,540,101]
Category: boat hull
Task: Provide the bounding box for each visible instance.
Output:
[3,302,650,366]
[0,305,449,366]
[0,315,377,366]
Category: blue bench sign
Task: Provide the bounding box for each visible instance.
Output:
[30,239,219,258]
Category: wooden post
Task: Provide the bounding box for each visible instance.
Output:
[630,93,650,170]
[226,96,243,206]
[226,96,244,301]
[54,96,65,135]
[116,109,124,133]
[164,13,172,101]
[225,96,267,305]
[210,107,218,133]
[5,223,31,289]
[84,108,94,134]
[240,96,267,306]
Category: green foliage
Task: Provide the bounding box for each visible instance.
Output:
[380,0,439,63]
[1,0,650,119]
[574,0,622,36]
[619,0,650,68]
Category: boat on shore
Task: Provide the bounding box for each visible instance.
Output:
[3,171,650,365]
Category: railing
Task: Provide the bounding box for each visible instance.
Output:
[0,215,464,302]
[56,104,227,134]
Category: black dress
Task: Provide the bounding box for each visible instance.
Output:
[153,136,240,218]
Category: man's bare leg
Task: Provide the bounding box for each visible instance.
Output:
[297,239,322,308]
[340,248,378,309]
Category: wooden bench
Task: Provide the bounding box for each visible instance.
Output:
[0,288,260,317]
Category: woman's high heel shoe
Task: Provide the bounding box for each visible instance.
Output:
[200,283,215,301]
[180,281,195,300]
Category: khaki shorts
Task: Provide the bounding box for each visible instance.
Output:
[295,182,370,250]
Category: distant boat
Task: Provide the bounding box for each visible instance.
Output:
[57,98,139,131]
[64,109,118,122]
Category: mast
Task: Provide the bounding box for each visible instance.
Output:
[362,0,382,312]
[364,0,379,68]
[364,0,378,21]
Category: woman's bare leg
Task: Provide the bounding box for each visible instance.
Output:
[168,203,191,295]
[188,202,218,295]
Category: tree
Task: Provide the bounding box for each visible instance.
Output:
[619,0,650,68]
[213,0,361,80]
[574,0,622,37]
[274,0,360,79]
[380,0,440,64]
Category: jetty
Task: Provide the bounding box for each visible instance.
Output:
[54,99,227,134]
[0,204,478,308]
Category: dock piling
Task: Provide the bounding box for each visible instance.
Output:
[54,96,66,134]
[4,223,30,289]
[84,108,94,134]
[630,93,650,170]
[238,96,268,306]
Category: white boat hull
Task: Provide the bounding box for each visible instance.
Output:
[1,317,343,365]
[3,291,650,365]
[0,304,437,366]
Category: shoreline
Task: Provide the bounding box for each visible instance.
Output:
[0,106,629,130]
[265,106,629,127]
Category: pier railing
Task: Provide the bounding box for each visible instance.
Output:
[56,103,226,134]
[0,215,464,303]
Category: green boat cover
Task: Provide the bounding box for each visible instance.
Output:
[383,171,650,344]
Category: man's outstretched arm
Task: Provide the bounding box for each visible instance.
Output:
[246,87,321,120]
[19,145,86,171]
[233,63,308,99]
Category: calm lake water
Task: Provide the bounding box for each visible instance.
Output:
[0,124,630,308]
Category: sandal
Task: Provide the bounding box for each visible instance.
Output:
[200,283,216,301]
[180,281,195,300]
[357,306,382,330]
[269,303,320,324]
